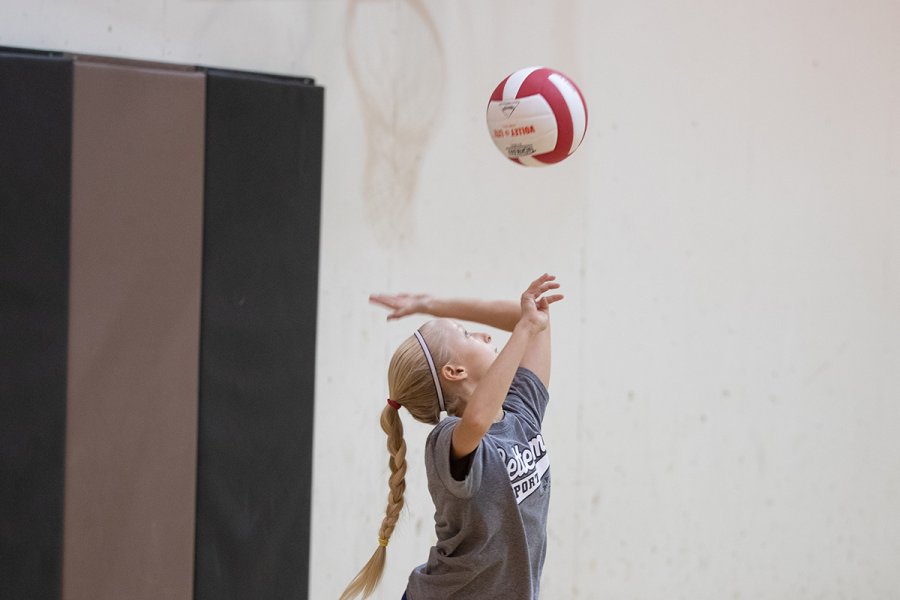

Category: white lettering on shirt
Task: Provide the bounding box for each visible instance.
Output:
[497,434,549,504]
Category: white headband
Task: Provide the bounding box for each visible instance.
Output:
[413,330,445,413]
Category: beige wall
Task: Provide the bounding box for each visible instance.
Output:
[2,1,898,598]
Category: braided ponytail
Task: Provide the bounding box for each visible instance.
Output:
[339,405,407,600]
[340,322,452,599]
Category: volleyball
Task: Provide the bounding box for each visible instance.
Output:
[486,66,588,166]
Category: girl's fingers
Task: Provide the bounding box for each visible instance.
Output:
[370,294,407,310]
[539,282,561,293]
[525,275,562,309]
[535,293,564,308]
[532,273,562,296]
[527,273,555,294]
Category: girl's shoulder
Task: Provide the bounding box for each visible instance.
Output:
[426,414,460,444]
[510,367,549,400]
[503,367,550,429]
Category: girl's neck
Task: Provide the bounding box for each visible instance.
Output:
[450,399,503,423]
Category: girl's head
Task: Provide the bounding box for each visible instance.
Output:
[340,319,497,600]
[389,318,497,419]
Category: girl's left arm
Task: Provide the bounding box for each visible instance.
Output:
[369,294,521,331]
[370,279,563,387]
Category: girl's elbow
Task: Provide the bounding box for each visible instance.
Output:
[460,412,492,438]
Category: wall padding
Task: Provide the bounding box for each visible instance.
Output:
[194,69,323,600]
[0,49,73,600]
[61,57,206,600]
[0,49,322,600]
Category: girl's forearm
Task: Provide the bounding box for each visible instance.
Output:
[452,321,538,457]
[423,298,520,331]
[465,322,534,422]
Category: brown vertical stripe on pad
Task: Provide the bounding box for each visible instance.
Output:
[63,59,205,600]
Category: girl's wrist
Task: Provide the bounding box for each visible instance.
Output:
[420,295,436,316]
[513,319,542,338]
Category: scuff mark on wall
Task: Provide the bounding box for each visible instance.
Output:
[345,0,445,246]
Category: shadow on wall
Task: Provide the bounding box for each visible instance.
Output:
[345,0,445,246]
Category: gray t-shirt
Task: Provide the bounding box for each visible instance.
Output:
[406,367,551,600]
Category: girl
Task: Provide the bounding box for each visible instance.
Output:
[340,273,564,600]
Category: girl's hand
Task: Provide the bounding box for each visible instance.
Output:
[369,293,432,320]
[518,273,564,334]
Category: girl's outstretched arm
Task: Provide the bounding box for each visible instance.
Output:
[369,280,561,333]
[370,293,520,331]
[370,277,563,387]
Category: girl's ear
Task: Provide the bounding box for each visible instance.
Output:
[441,363,467,382]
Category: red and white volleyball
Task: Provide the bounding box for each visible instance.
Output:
[486,66,588,166]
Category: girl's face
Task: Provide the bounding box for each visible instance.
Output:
[438,319,498,384]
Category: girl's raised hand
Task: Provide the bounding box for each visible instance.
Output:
[519,273,564,332]
[369,293,432,320]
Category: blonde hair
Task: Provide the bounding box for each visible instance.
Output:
[339,321,454,600]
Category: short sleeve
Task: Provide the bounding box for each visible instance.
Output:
[503,367,550,429]
[427,418,485,499]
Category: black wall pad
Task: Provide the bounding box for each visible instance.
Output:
[0,46,66,57]
[196,69,323,600]
[0,52,72,600]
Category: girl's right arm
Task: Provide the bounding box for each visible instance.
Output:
[450,274,560,459]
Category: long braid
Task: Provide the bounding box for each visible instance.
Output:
[341,324,449,599]
[339,406,407,600]
[379,406,407,542]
